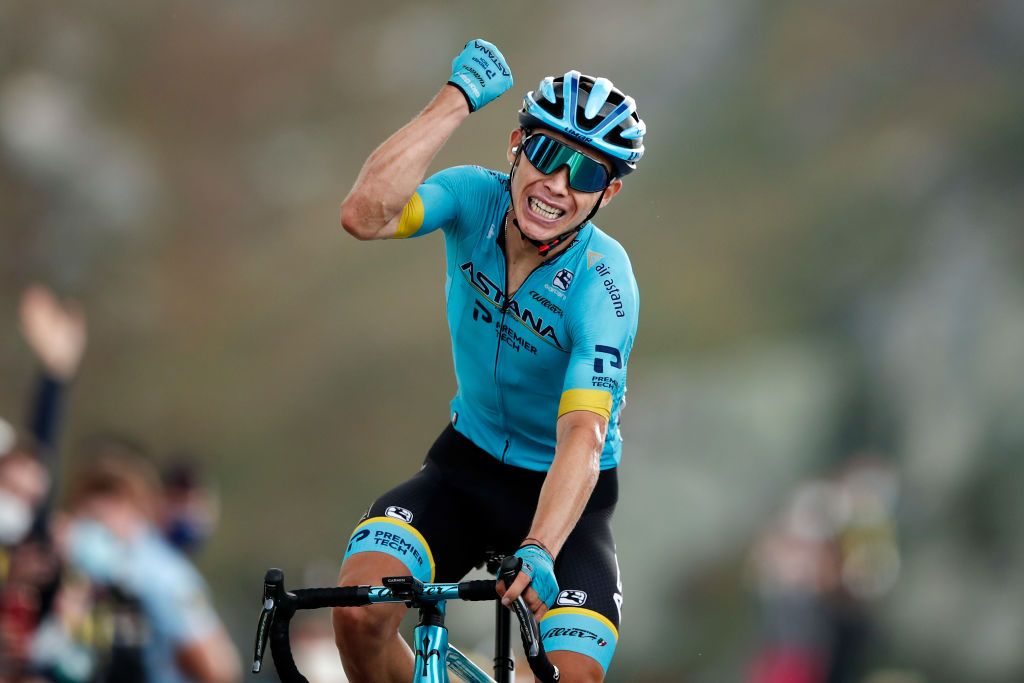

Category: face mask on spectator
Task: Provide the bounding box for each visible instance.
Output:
[66,519,124,582]
[0,489,32,545]
[165,512,212,554]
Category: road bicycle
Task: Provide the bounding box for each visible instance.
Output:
[252,554,559,682]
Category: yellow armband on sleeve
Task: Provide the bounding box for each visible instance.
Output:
[558,389,613,420]
[392,193,425,239]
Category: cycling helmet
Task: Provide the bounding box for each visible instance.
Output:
[519,70,646,178]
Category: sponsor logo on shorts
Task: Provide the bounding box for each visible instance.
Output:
[542,627,608,647]
[385,506,414,523]
[347,529,371,552]
[556,589,588,607]
[371,530,427,568]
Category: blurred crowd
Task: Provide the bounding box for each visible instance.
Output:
[0,287,240,683]
[747,459,902,683]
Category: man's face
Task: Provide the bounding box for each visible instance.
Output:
[506,128,622,244]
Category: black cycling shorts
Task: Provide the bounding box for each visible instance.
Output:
[342,424,623,672]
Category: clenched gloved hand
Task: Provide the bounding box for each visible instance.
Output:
[448,38,513,113]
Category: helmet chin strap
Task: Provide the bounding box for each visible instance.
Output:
[507,150,605,258]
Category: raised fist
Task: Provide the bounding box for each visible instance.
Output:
[448,39,513,113]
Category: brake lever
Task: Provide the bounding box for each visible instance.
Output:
[252,568,284,673]
[498,556,542,657]
[498,555,559,681]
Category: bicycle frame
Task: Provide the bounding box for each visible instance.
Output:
[253,566,557,683]
[407,591,499,683]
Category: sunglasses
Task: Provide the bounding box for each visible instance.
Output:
[519,133,613,193]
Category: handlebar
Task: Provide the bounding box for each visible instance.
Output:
[252,566,559,683]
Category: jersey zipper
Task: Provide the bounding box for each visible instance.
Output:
[493,303,510,463]
[493,253,561,464]
[492,218,584,464]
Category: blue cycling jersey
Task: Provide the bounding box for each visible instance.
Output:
[395,165,639,471]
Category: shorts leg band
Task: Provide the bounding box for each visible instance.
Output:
[342,517,435,583]
[539,607,618,673]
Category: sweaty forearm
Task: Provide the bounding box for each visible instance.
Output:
[340,86,469,238]
[526,418,605,558]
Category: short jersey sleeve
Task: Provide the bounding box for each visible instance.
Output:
[391,165,503,239]
[559,252,639,421]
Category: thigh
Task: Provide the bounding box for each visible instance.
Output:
[342,458,487,584]
[541,506,622,676]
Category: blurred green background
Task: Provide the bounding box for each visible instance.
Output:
[2,0,1023,681]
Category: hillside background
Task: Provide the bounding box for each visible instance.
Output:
[2,1,1023,681]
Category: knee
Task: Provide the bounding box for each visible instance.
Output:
[332,605,397,650]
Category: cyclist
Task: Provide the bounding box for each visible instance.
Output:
[334,38,644,682]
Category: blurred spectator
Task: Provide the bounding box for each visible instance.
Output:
[159,457,219,557]
[0,440,50,550]
[18,285,87,520]
[0,438,57,680]
[747,457,901,683]
[1,286,87,681]
[2,285,87,546]
[34,438,240,683]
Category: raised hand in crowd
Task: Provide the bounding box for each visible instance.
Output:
[19,286,87,382]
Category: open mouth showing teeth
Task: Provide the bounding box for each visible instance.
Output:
[529,197,565,221]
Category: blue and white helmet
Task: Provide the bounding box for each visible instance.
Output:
[519,70,646,177]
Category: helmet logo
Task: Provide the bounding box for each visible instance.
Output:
[562,127,593,144]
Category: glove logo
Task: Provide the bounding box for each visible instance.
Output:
[472,40,511,76]
[556,589,588,606]
[385,506,414,523]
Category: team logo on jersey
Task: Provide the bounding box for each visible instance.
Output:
[460,261,566,350]
[556,589,588,607]
[593,346,622,373]
[587,250,604,270]
[385,506,414,523]
[553,269,574,291]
